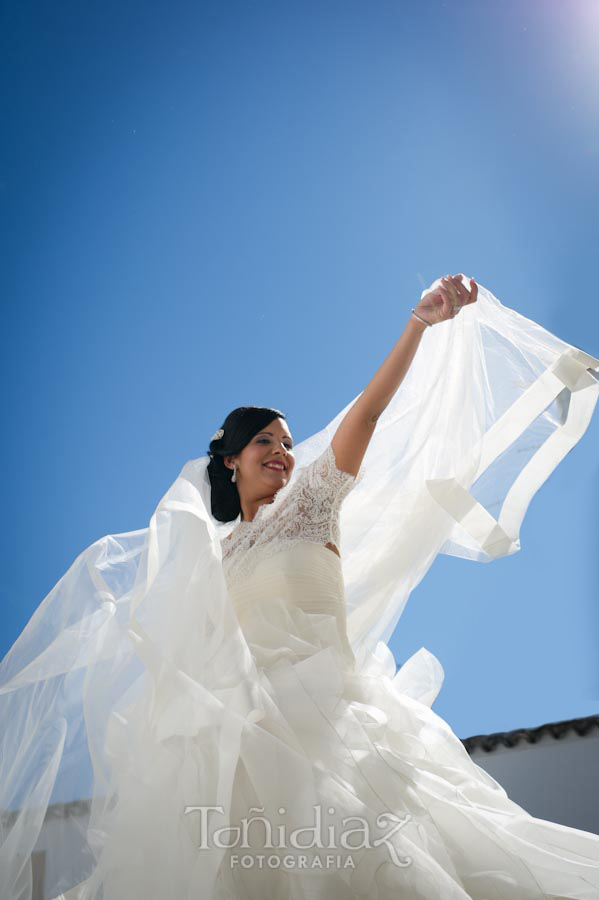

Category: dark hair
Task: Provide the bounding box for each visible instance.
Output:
[207,406,287,523]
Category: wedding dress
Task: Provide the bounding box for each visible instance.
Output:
[1,277,599,900]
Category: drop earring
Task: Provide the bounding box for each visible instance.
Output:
[231,464,237,483]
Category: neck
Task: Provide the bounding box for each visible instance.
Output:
[240,495,275,523]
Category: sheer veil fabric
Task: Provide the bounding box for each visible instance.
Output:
[1,276,598,899]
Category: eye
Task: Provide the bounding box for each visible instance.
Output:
[257,437,293,449]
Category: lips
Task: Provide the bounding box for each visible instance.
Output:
[264,462,286,471]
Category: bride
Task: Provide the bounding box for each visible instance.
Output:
[1,274,599,900]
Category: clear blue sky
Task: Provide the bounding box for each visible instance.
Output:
[2,0,598,740]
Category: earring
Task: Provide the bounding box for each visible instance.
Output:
[231,464,237,483]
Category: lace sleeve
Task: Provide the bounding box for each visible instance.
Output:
[297,442,363,533]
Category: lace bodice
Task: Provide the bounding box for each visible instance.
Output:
[221,443,363,589]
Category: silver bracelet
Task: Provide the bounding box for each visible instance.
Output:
[411,309,431,328]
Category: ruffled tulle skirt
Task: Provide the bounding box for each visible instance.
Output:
[56,637,599,900]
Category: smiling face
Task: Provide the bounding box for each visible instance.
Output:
[225,417,295,501]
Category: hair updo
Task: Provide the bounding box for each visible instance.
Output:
[207,406,287,523]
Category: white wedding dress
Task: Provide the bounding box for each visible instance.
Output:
[214,446,599,899]
[1,277,599,900]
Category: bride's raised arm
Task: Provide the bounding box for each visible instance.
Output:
[331,274,478,476]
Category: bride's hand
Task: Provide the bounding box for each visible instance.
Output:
[414,274,478,326]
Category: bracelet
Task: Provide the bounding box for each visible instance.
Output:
[411,309,432,328]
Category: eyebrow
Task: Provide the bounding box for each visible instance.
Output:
[256,431,293,442]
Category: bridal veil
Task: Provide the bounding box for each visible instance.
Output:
[1,276,597,899]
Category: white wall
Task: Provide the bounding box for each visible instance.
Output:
[469,729,599,835]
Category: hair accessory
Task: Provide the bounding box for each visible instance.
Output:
[211,428,224,441]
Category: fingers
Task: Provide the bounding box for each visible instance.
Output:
[439,276,461,314]
[436,285,455,319]
[460,277,477,305]
[432,274,478,323]
[440,292,453,320]
[444,275,466,302]
[442,274,478,307]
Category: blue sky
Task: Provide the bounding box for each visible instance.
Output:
[2,0,598,740]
